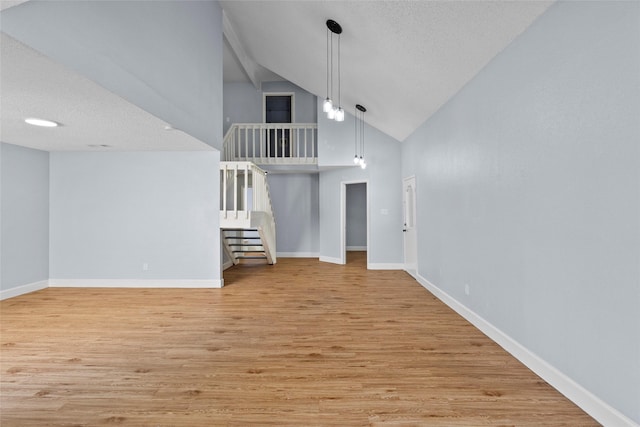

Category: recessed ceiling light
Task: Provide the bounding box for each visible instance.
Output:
[25,118,60,127]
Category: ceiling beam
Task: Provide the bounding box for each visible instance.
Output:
[222,11,260,89]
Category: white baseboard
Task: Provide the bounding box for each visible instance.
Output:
[319,256,343,265]
[49,279,223,289]
[368,263,404,270]
[277,252,320,258]
[415,273,638,427]
[222,260,234,271]
[346,246,367,251]
[404,267,418,280]
[0,280,49,301]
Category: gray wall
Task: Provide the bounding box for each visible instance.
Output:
[318,101,403,265]
[346,183,367,249]
[267,173,319,255]
[223,80,317,135]
[2,0,225,284]
[0,143,49,291]
[50,152,220,280]
[401,1,639,422]
[1,0,223,149]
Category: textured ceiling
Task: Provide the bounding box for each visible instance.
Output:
[0,0,555,152]
[0,33,211,151]
[221,1,554,141]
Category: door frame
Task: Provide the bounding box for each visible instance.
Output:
[263,92,295,123]
[402,175,418,277]
[263,92,295,158]
[340,180,369,267]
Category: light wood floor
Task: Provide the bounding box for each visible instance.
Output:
[1,252,597,426]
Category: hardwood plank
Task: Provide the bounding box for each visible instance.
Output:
[0,252,598,426]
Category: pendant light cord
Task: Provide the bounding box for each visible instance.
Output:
[361,110,365,158]
[330,31,334,103]
[326,28,330,99]
[337,34,341,109]
[355,106,358,157]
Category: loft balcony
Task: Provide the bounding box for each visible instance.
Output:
[223,123,318,168]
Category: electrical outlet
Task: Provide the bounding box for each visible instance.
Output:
[464,284,470,295]
[143,263,149,271]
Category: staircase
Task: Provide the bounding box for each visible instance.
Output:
[221,228,272,264]
[220,162,276,266]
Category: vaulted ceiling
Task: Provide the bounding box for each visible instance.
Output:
[1,1,554,151]
[221,1,554,141]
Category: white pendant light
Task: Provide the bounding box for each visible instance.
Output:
[323,98,333,113]
[325,19,344,122]
[354,104,368,168]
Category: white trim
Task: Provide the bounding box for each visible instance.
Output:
[341,183,346,264]
[415,273,638,427]
[0,280,49,300]
[263,92,295,123]
[368,263,404,270]
[319,256,343,265]
[223,260,234,271]
[49,279,223,289]
[341,180,370,267]
[402,175,418,270]
[404,266,418,280]
[277,252,320,258]
[346,246,367,251]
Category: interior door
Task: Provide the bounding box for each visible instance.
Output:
[265,95,292,157]
[403,176,418,275]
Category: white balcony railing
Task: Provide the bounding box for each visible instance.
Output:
[223,123,317,165]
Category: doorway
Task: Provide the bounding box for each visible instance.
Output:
[264,93,293,158]
[341,181,369,266]
[403,176,418,277]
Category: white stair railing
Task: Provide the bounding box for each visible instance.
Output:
[220,161,276,264]
[223,123,317,164]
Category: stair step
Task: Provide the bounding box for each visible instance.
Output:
[228,243,264,247]
[236,255,268,260]
[224,236,261,240]
[233,250,265,253]
[223,228,258,232]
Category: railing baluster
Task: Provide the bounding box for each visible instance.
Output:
[242,127,247,161]
[251,126,256,159]
[234,129,238,160]
[278,125,281,159]
[244,163,249,219]
[258,125,262,162]
[267,125,271,159]
[222,165,227,218]
[233,164,239,219]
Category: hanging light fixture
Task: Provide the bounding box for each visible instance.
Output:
[354,104,367,169]
[324,19,344,122]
